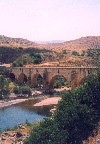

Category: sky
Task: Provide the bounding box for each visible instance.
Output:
[0,0,100,41]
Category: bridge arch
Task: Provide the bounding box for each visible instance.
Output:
[18,73,27,84]
[71,71,77,81]
[9,73,15,81]
[9,67,97,89]
[49,75,67,88]
[32,73,44,87]
[77,77,87,87]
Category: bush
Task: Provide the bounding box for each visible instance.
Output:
[20,86,32,95]
[72,51,80,56]
[14,86,32,96]
[30,53,42,64]
[24,70,100,144]
[13,86,20,94]
[81,50,85,56]
[62,50,67,54]
[52,75,67,88]
[0,76,10,99]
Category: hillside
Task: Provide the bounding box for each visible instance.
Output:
[41,36,100,53]
[0,35,99,66]
[0,46,52,64]
[0,35,100,53]
[0,35,37,48]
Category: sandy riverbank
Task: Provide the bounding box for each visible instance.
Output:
[33,97,61,107]
[0,99,29,109]
[54,87,71,92]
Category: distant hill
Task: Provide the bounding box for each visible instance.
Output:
[29,36,100,53]
[41,36,100,53]
[0,35,36,48]
[35,40,65,44]
[0,35,100,53]
[0,35,99,66]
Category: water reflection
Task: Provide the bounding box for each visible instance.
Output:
[17,99,54,117]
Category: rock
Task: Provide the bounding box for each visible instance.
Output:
[18,124,26,129]
[96,139,100,144]
[2,132,10,137]
[16,132,23,138]
[0,138,2,143]
[1,136,7,140]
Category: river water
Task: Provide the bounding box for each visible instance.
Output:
[0,98,53,131]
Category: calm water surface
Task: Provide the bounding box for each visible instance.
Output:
[0,98,53,131]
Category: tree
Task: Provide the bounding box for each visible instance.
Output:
[20,86,32,95]
[81,50,85,56]
[0,76,10,99]
[30,53,42,64]
[62,50,67,54]
[52,75,67,88]
[87,49,100,66]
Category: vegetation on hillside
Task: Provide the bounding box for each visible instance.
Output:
[87,49,100,66]
[12,52,43,67]
[72,51,80,56]
[24,70,100,144]
[0,47,22,63]
[0,46,51,64]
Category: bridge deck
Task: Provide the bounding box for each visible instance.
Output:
[11,66,97,69]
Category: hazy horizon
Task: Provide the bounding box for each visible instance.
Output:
[0,0,100,41]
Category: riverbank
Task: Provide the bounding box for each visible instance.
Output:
[0,99,29,109]
[0,123,36,144]
[33,97,61,107]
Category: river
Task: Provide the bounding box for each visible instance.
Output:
[0,98,54,131]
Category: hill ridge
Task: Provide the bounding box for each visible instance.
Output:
[0,35,100,52]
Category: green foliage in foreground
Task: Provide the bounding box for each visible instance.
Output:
[24,71,100,144]
[0,76,10,99]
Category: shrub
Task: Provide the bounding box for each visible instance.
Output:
[62,50,67,54]
[53,75,67,88]
[20,86,32,95]
[13,86,20,94]
[72,51,80,56]
[0,76,10,99]
[81,50,85,56]
[30,53,42,64]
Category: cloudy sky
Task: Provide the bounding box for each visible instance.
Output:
[0,0,100,41]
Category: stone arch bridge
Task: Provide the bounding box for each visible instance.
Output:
[8,66,97,89]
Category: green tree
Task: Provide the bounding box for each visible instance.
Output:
[81,50,85,56]
[87,49,100,66]
[62,50,67,54]
[0,76,10,99]
[30,53,42,64]
[53,75,67,88]
[20,86,32,95]
[13,86,20,94]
